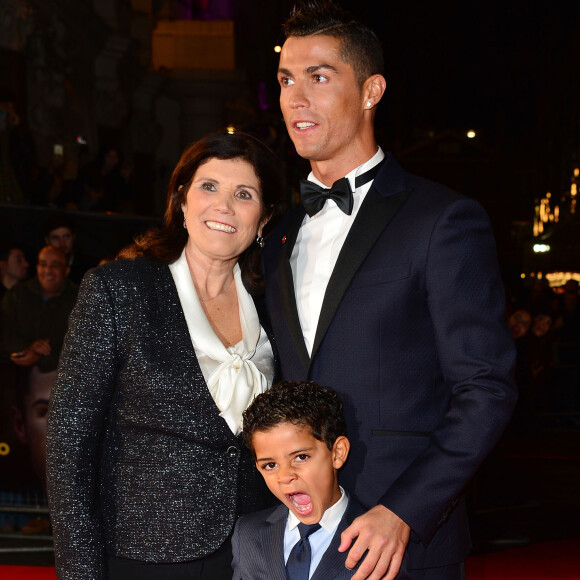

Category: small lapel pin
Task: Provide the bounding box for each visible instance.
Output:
[282,235,287,244]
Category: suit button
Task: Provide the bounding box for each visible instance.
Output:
[227,446,238,457]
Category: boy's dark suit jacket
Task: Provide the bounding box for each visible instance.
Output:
[263,153,517,571]
[232,496,367,580]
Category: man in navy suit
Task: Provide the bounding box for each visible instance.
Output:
[262,2,517,579]
[232,381,367,580]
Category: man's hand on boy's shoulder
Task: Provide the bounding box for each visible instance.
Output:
[339,504,410,580]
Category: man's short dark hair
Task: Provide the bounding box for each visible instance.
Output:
[242,380,346,456]
[282,0,384,86]
[43,213,77,238]
[0,240,23,262]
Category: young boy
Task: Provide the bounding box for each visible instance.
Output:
[232,381,366,579]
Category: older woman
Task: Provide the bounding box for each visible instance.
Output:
[46,131,280,579]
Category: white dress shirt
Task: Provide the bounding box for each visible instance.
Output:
[169,250,274,434]
[284,487,349,578]
[291,148,385,355]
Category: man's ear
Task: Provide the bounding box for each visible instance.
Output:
[362,74,387,110]
[332,435,350,469]
[10,405,28,445]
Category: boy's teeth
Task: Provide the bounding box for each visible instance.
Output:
[296,122,315,129]
[206,221,236,233]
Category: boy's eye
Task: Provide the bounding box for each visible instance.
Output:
[313,74,327,83]
[261,462,277,471]
[295,454,309,463]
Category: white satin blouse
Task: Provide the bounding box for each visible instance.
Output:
[169,250,274,435]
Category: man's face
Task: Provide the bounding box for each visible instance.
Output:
[37,247,69,297]
[253,422,348,525]
[3,248,28,281]
[508,310,532,339]
[532,314,552,338]
[278,35,367,171]
[11,368,56,484]
[45,226,75,256]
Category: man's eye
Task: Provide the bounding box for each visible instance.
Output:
[280,77,294,87]
[313,74,327,83]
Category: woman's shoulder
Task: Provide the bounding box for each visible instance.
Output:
[83,257,170,289]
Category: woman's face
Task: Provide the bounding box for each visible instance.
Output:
[181,157,265,266]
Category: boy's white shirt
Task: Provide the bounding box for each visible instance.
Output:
[284,486,349,578]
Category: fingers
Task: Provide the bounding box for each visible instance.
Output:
[349,535,400,580]
[11,350,39,366]
[340,506,410,580]
[30,339,51,355]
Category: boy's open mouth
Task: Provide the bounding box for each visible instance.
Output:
[287,492,313,515]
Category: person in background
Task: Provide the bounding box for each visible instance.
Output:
[0,87,36,204]
[47,130,280,580]
[1,245,77,372]
[263,2,517,578]
[11,366,56,488]
[43,213,98,285]
[0,242,29,299]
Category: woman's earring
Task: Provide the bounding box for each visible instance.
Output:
[183,218,187,229]
[366,101,372,108]
[256,235,265,248]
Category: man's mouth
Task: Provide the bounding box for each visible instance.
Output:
[205,220,236,233]
[287,492,313,515]
[294,121,316,130]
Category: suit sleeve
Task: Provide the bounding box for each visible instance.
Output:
[46,268,118,579]
[379,198,517,544]
[231,517,245,580]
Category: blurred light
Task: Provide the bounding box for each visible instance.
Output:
[533,244,550,253]
[226,125,236,134]
[274,45,282,53]
[546,271,580,287]
[520,273,526,279]
[466,130,476,139]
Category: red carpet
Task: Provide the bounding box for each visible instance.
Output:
[0,568,55,579]
[465,537,580,579]
[0,538,579,579]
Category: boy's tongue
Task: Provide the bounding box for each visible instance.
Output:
[291,493,311,506]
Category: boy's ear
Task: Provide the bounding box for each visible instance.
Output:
[332,436,350,469]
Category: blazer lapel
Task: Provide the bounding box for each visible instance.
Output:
[311,498,367,580]
[262,505,288,580]
[277,205,311,371]
[162,263,238,443]
[311,184,409,360]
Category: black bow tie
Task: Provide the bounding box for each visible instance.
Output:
[299,160,384,218]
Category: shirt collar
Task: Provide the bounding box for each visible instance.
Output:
[306,147,385,192]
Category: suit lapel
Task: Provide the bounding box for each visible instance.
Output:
[263,505,288,580]
[277,206,311,371]
[311,185,409,360]
[310,498,367,580]
[162,262,237,443]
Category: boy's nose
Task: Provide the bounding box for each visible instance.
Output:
[277,465,296,484]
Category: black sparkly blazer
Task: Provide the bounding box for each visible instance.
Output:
[46,258,277,579]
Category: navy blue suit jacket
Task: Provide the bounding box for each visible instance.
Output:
[263,154,517,570]
[232,496,367,580]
